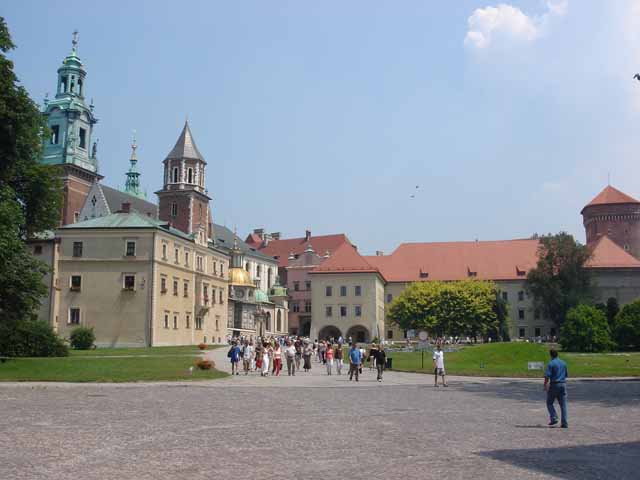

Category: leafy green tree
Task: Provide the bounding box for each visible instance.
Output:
[560,305,613,352]
[525,233,592,327]
[387,280,499,339]
[606,297,620,328]
[613,300,640,350]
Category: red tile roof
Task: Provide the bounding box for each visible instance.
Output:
[582,185,640,212]
[310,243,380,275]
[256,233,351,267]
[245,233,262,247]
[586,235,640,268]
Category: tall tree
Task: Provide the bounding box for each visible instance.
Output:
[0,17,61,326]
[525,232,592,327]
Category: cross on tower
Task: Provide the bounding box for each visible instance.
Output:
[72,30,79,51]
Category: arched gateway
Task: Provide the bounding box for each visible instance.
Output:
[345,325,370,343]
[318,325,342,341]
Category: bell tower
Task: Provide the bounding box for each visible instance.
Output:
[156,121,213,242]
[41,31,101,225]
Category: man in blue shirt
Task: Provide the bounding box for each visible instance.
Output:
[349,343,362,382]
[544,349,568,428]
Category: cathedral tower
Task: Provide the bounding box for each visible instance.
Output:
[123,132,145,199]
[156,121,212,242]
[41,32,101,225]
[582,185,640,260]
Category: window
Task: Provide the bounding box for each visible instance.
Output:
[518,309,525,320]
[160,277,167,294]
[125,241,136,257]
[387,330,393,339]
[518,291,525,301]
[162,244,167,259]
[34,245,43,255]
[325,286,332,297]
[325,306,333,317]
[256,265,261,278]
[215,316,220,330]
[172,167,179,183]
[220,263,224,277]
[174,248,179,263]
[188,168,193,184]
[340,306,347,317]
[69,308,80,325]
[70,275,82,291]
[340,286,347,297]
[502,291,508,301]
[355,305,362,317]
[534,309,541,320]
[171,202,178,217]
[186,314,191,329]
[268,268,273,288]
[196,256,203,271]
[213,262,217,275]
[183,281,189,297]
[534,327,541,337]
[164,313,169,329]
[173,314,178,329]
[51,125,60,144]
[173,280,178,296]
[305,281,311,291]
[519,327,526,338]
[386,293,393,303]
[294,281,300,292]
[185,251,190,267]
[624,244,630,251]
[123,274,135,291]
[72,241,83,257]
[292,302,300,313]
[245,262,250,272]
[203,285,209,304]
[195,317,203,330]
[219,289,223,304]
[304,300,312,313]
[74,212,80,223]
[79,128,86,149]
[355,286,362,296]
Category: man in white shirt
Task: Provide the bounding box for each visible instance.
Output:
[242,341,254,375]
[284,340,297,376]
[432,344,448,387]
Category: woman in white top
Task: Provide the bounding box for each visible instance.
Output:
[261,343,271,377]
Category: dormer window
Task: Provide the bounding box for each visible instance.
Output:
[419,269,429,279]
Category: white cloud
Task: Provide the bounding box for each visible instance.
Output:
[464,1,568,49]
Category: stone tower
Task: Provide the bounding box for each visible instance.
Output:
[581,185,640,259]
[156,121,212,242]
[123,132,145,199]
[41,31,101,225]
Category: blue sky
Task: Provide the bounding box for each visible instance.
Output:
[4,1,640,253]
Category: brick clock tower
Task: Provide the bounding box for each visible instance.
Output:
[156,122,213,243]
[41,32,101,225]
[582,185,640,260]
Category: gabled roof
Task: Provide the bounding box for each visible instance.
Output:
[100,184,158,219]
[213,224,276,263]
[310,243,380,276]
[586,236,640,268]
[582,185,640,212]
[257,233,351,267]
[165,121,205,163]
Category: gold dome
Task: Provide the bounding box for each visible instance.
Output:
[229,267,255,287]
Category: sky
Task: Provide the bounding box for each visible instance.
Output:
[4,1,640,254]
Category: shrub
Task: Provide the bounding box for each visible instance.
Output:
[0,320,68,357]
[69,326,95,350]
[613,300,640,350]
[195,359,214,370]
[560,305,614,352]
[197,343,207,350]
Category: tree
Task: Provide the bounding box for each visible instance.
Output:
[613,300,640,350]
[387,280,499,339]
[560,305,613,352]
[525,232,592,327]
[606,297,620,328]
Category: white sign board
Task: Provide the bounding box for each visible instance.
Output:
[528,361,544,370]
[418,331,428,341]
[407,329,416,339]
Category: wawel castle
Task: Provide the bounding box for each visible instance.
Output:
[30,37,640,346]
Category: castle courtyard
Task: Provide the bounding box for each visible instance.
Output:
[1,350,638,480]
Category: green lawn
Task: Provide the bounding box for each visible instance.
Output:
[0,345,228,382]
[386,343,640,378]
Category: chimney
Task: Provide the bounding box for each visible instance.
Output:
[253,228,265,239]
[305,230,311,242]
[270,232,281,240]
[121,202,131,213]
[376,251,384,256]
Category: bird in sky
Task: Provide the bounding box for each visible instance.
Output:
[634,73,640,81]
[410,194,415,199]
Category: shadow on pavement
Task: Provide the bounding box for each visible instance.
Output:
[478,441,640,480]
[461,379,640,407]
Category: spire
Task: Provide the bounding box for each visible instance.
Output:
[71,30,79,55]
[231,227,245,269]
[165,121,206,163]
[124,131,146,199]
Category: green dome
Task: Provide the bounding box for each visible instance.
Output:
[255,289,270,303]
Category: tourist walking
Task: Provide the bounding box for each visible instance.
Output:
[273,343,283,376]
[433,344,447,387]
[335,344,344,375]
[544,349,568,428]
[368,343,378,371]
[325,343,334,375]
[261,343,271,377]
[285,341,296,376]
[294,338,302,371]
[372,344,387,382]
[228,341,241,376]
[242,340,253,375]
[349,343,362,381]
[255,342,263,372]
[303,340,313,372]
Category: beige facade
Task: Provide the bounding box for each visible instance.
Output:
[309,272,385,342]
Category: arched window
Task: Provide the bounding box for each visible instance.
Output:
[277,310,282,332]
[245,262,250,272]
[256,265,261,278]
[267,268,272,288]
[78,79,83,96]
[188,168,193,184]
[172,167,179,183]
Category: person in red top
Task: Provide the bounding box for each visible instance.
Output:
[272,343,282,376]
[325,343,334,375]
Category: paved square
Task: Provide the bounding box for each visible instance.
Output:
[1,351,638,480]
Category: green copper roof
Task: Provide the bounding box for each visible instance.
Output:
[123,133,146,199]
[255,289,271,304]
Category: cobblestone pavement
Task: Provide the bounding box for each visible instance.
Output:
[0,348,638,480]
